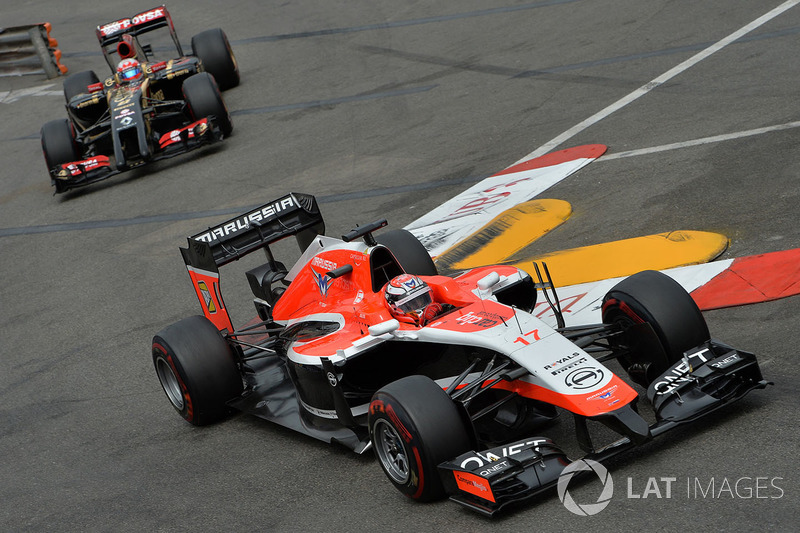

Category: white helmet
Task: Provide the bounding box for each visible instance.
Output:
[384,274,433,322]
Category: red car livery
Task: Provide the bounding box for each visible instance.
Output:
[152,192,769,515]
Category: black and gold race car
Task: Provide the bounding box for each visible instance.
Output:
[40,5,238,193]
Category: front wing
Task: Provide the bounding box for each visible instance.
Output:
[439,438,570,515]
[51,118,222,192]
[438,340,770,516]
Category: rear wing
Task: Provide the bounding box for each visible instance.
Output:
[96,5,174,45]
[182,192,325,268]
[179,192,325,332]
[96,5,182,69]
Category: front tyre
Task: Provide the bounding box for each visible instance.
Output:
[62,69,99,102]
[62,70,107,128]
[183,72,233,137]
[602,270,710,386]
[41,119,79,191]
[152,315,243,426]
[369,375,472,502]
[376,229,437,276]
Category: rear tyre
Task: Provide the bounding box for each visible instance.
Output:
[376,229,437,276]
[191,28,240,90]
[152,315,243,426]
[602,270,710,386]
[369,375,472,502]
[183,72,233,137]
[41,119,79,191]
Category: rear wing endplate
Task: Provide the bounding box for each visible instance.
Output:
[179,192,324,333]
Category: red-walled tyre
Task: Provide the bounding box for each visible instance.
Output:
[152,315,243,426]
[369,375,472,502]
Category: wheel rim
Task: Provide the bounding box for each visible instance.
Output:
[373,419,410,484]
[155,357,184,410]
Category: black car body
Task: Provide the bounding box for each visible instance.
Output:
[40,5,239,193]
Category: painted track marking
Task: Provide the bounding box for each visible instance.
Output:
[600,121,800,161]
[519,0,800,163]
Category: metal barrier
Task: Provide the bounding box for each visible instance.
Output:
[0,23,68,78]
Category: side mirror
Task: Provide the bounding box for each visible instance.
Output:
[369,319,400,337]
[477,272,501,291]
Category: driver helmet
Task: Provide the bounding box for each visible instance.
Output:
[117,58,143,82]
[384,274,433,323]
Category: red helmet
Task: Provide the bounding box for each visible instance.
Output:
[117,58,142,82]
[384,274,433,323]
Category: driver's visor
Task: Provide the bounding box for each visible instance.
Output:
[395,289,432,313]
[121,67,141,80]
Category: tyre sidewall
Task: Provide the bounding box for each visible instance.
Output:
[152,315,242,425]
[152,343,195,422]
[369,376,471,501]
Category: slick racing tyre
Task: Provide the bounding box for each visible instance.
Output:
[376,229,437,276]
[63,70,107,128]
[191,28,240,90]
[152,315,243,426]
[62,70,99,102]
[602,270,710,386]
[183,72,233,137]
[41,119,79,190]
[369,375,472,502]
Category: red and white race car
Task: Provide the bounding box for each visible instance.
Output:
[152,192,768,515]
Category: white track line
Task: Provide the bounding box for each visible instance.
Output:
[517,0,800,164]
[0,84,61,104]
[600,120,800,160]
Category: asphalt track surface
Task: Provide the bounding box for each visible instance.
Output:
[2,1,799,531]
